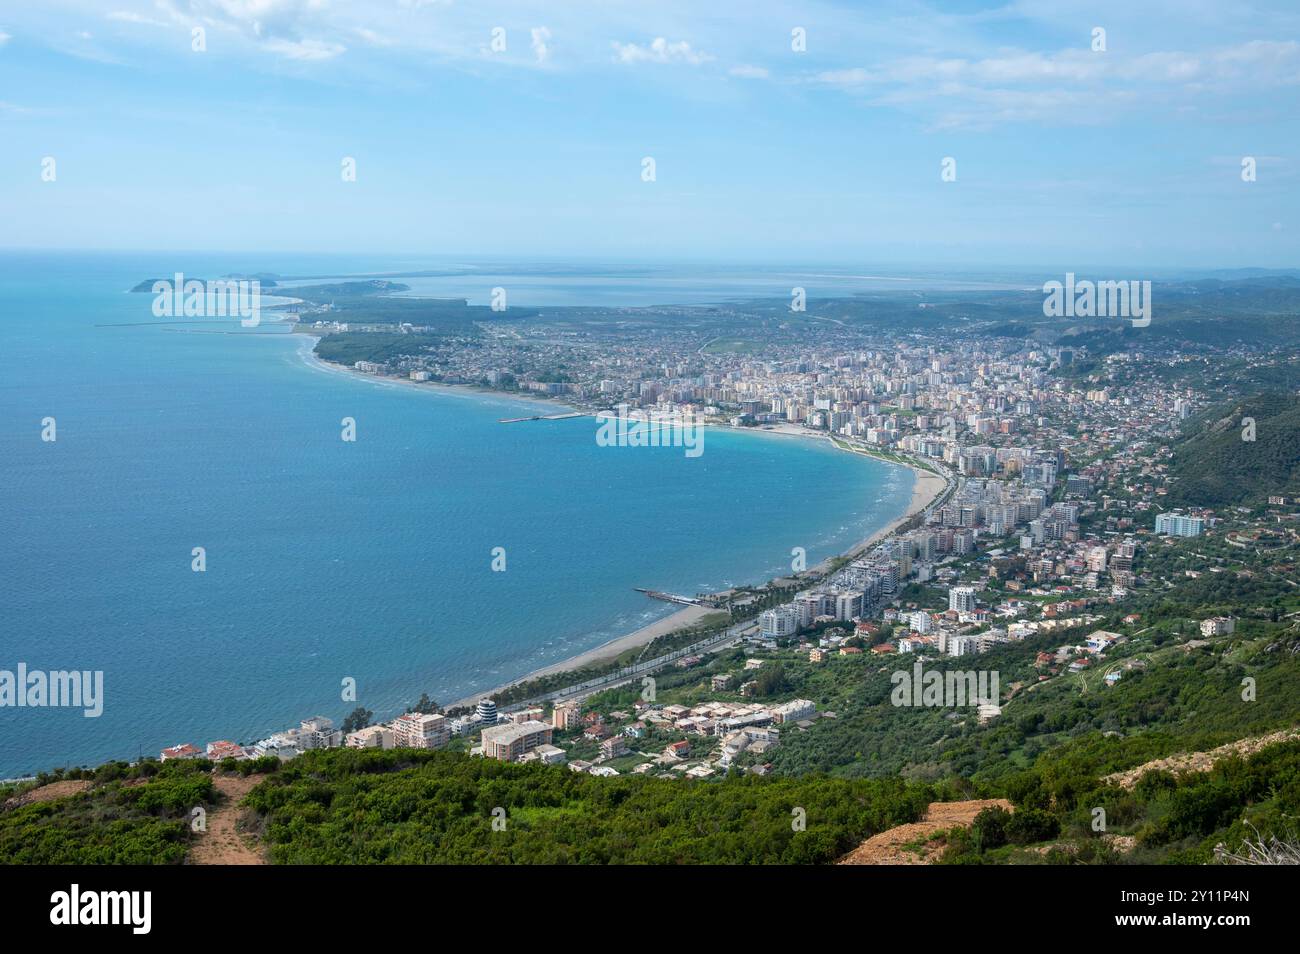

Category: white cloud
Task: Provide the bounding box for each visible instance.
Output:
[812,38,1300,129]
[729,64,768,79]
[530,26,550,63]
[263,37,345,61]
[814,67,872,88]
[0,30,10,45]
[107,11,168,28]
[161,0,323,35]
[157,0,346,61]
[353,27,393,47]
[612,37,711,66]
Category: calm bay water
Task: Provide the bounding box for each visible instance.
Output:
[0,252,912,777]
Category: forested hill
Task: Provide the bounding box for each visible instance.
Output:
[1165,392,1300,508]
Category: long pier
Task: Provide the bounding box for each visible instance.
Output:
[498,411,586,423]
[635,588,701,606]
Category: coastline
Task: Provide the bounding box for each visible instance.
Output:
[447,603,716,709]
[446,463,943,709]
[293,333,578,414]
[299,335,947,710]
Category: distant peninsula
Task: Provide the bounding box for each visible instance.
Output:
[129,274,281,293]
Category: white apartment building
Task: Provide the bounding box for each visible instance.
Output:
[1200,616,1236,637]
[345,725,394,749]
[1155,512,1205,537]
[949,586,977,614]
[481,720,553,761]
[301,716,343,749]
[948,634,981,657]
[771,699,817,724]
[759,606,800,638]
[391,711,451,750]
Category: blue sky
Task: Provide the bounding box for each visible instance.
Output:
[1,0,1299,267]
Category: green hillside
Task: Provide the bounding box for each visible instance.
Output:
[1166,392,1300,507]
[242,748,930,864]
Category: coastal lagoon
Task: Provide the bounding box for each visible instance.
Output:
[0,253,913,777]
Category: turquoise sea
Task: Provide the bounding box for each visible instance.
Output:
[0,252,913,777]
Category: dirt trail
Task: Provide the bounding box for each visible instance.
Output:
[839,798,1013,865]
[1102,728,1300,790]
[189,773,265,865]
[3,779,91,809]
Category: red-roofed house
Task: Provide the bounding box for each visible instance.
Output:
[160,743,202,761]
[206,740,247,761]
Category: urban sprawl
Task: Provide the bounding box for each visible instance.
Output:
[155,309,1295,778]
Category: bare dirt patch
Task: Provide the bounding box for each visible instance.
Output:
[1103,728,1300,790]
[188,773,265,865]
[838,798,1013,865]
[3,779,91,810]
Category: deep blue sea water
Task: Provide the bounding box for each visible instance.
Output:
[0,252,912,777]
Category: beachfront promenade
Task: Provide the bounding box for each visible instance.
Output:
[500,618,758,713]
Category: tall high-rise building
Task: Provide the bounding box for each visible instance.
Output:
[949,586,977,614]
[476,698,499,726]
[759,606,800,638]
[1155,513,1204,537]
[835,591,862,621]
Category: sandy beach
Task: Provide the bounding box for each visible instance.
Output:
[301,337,950,709]
[444,453,946,709]
[448,603,716,709]
[447,461,945,708]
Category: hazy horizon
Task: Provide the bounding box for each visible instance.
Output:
[2,249,1296,281]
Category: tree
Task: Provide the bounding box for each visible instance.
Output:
[341,707,374,735]
[755,664,792,698]
[972,806,1010,852]
[409,693,439,714]
[1006,808,1059,845]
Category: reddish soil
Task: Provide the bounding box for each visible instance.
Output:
[838,799,1014,865]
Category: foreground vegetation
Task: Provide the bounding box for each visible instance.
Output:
[240,748,931,864]
[940,738,1300,864]
[6,715,1300,864]
[0,759,213,864]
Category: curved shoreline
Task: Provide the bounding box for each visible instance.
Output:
[447,465,942,710]
[295,332,945,709]
[293,333,577,414]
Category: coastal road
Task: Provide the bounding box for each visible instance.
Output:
[509,618,759,711]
